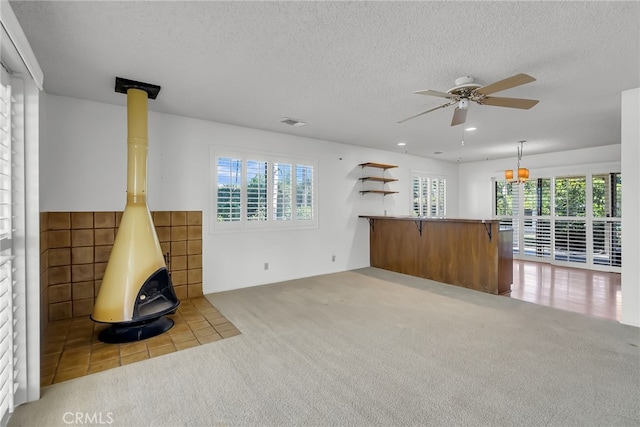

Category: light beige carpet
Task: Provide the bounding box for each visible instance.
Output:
[9,267,640,426]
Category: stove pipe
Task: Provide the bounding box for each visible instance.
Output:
[91,77,179,343]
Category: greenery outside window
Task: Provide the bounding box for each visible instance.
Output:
[494,172,621,270]
[213,149,317,231]
[216,157,242,222]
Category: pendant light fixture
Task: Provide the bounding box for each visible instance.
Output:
[505,140,529,183]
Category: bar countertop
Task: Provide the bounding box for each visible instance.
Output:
[359,215,498,223]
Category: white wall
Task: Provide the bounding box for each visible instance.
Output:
[458,145,621,218]
[40,94,459,293]
[621,88,640,327]
[39,91,639,325]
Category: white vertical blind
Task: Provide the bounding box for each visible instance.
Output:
[1,1,44,418]
[0,66,14,425]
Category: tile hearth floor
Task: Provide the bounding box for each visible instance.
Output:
[41,297,241,386]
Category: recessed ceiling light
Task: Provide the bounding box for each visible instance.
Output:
[397,142,406,146]
[465,127,477,131]
[279,117,307,127]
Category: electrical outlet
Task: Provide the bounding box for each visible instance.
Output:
[332,255,336,262]
[264,262,269,270]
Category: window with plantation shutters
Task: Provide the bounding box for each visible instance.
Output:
[553,176,587,263]
[494,172,621,272]
[216,157,242,222]
[246,160,267,221]
[430,178,446,216]
[412,173,446,218]
[213,149,317,230]
[272,162,292,221]
[0,64,31,425]
[0,4,45,420]
[495,180,520,254]
[0,70,13,423]
[522,178,551,259]
[592,173,622,267]
[295,165,313,220]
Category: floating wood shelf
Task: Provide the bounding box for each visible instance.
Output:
[359,162,399,196]
[359,190,399,195]
[358,162,398,170]
[359,177,399,183]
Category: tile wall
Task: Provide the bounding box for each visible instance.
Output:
[39,211,203,327]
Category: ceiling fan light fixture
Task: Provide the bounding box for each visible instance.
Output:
[398,73,538,127]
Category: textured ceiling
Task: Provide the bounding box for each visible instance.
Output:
[9,1,640,163]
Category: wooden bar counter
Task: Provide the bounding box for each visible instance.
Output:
[360,216,513,295]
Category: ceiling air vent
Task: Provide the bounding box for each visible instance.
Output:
[279,117,307,127]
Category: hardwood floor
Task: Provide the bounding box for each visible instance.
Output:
[509,260,621,322]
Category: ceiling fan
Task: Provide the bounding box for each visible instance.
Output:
[398,73,539,126]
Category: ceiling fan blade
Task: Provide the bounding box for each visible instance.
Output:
[481,96,539,109]
[414,89,458,100]
[450,107,467,126]
[475,73,536,96]
[397,101,456,124]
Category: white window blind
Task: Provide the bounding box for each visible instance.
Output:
[295,164,313,220]
[0,73,13,423]
[412,174,446,217]
[494,172,621,272]
[246,160,267,221]
[592,173,622,267]
[0,3,45,418]
[522,179,551,259]
[0,80,9,238]
[554,176,587,263]
[430,178,446,216]
[495,180,520,254]
[272,162,291,221]
[216,157,242,222]
[213,149,317,230]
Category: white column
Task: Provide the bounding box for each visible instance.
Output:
[621,87,640,327]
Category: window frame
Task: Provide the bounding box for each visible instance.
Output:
[411,171,446,218]
[493,171,621,272]
[211,147,318,232]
